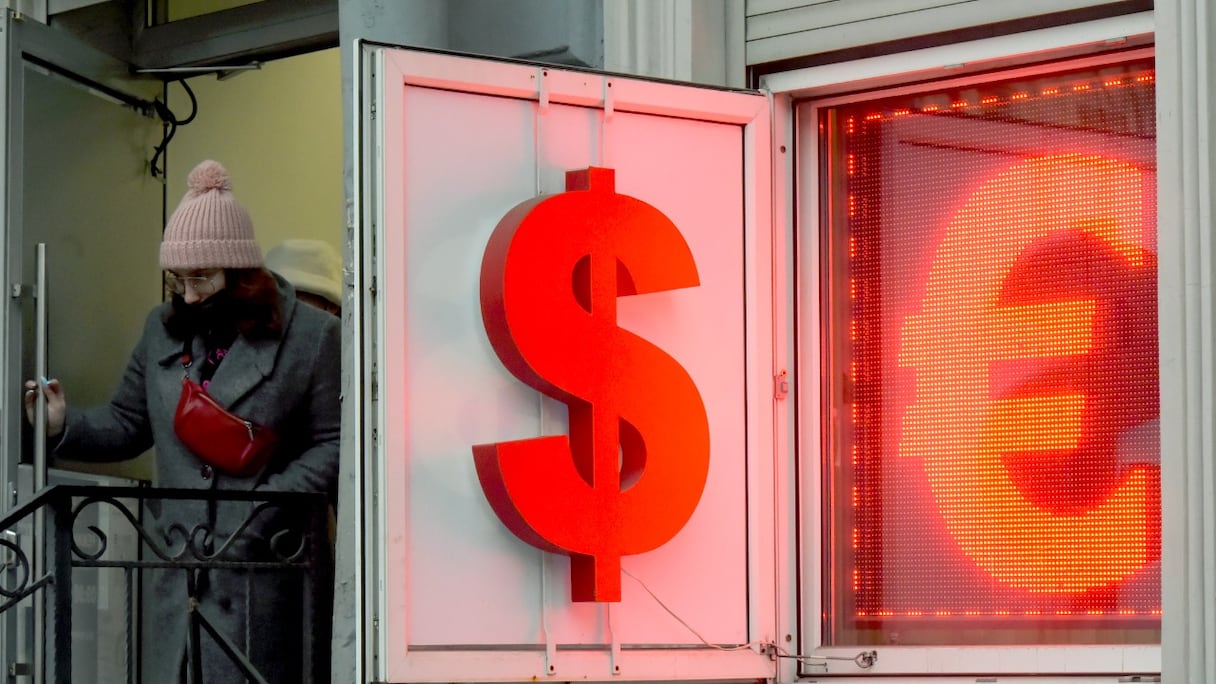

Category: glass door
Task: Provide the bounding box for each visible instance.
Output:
[0,13,164,682]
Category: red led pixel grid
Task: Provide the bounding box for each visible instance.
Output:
[819,60,1158,646]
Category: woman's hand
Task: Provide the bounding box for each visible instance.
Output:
[23,378,65,438]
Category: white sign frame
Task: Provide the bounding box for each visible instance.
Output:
[363,45,780,683]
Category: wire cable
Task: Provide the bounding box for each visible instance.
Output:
[150,78,199,180]
[621,567,764,653]
[622,568,876,670]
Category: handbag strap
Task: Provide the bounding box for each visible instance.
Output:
[181,334,230,387]
[180,337,193,375]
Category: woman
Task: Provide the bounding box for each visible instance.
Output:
[24,160,340,682]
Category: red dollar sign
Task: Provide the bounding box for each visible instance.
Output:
[473,167,711,602]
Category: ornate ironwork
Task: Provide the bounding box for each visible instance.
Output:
[68,493,312,566]
[0,533,32,599]
[0,485,331,684]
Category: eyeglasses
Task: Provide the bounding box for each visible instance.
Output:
[166,270,220,295]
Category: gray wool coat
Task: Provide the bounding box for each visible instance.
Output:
[54,276,340,683]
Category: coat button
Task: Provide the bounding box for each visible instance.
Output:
[200,464,213,480]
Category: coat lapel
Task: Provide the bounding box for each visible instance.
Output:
[208,288,297,409]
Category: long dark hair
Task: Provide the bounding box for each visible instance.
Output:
[164,267,282,341]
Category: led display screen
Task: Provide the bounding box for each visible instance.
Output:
[818,58,1159,646]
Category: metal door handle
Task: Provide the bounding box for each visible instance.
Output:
[33,243,47,494]
[32,244,47,684]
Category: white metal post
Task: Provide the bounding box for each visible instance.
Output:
[1157,1,1216,683]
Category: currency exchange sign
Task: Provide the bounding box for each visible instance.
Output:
[900,154,1160,593]
[473,167,711,603]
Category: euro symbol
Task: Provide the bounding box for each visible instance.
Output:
[473,167,711,602]
[899,154,1159,593]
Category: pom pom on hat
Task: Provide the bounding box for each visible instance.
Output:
[265,239,343,307]
[186,160,232,194]
[160,160,262,271]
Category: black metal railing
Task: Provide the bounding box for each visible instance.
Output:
[0,485,332,684]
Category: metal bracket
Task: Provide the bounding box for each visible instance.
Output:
[541,551,556,676]
[537,67,550,115]
[133,64,263,78]
[607,603,621,675]
[9,283,32,299]
[8,0,45,24]
[599,78,615,167]
[544,635,557,677]
[603,78,614,122]
[774,369,790,400]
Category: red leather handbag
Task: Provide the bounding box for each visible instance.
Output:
[173,376,279,477]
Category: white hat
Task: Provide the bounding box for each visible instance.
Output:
[265,239,342,307]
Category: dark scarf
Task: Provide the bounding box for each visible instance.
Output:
[166,291,242,385]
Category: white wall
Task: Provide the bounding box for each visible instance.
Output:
[604,0,745,87]
[746,0,1140,66]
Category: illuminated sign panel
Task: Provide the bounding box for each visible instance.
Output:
[821,60,1158,645]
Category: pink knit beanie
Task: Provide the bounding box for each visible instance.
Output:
[159,160,263,270]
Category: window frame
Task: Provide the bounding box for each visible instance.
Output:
[775,13,1161,679]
